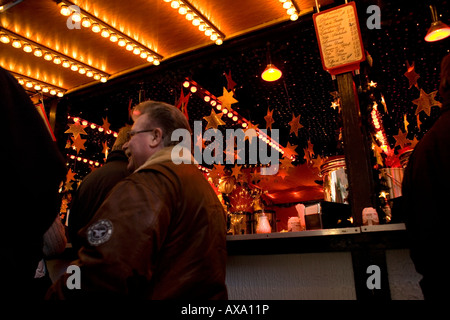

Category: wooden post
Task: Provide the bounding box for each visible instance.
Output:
[336,72,375,226]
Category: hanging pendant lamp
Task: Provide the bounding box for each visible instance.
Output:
[261,42,282,82]
[424,5,450,42]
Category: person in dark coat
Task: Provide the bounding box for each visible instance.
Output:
[68,125,131,253]
[402,53,450,300]
[0,67,66,299]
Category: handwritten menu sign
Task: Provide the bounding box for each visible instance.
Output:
[313,2,365,75]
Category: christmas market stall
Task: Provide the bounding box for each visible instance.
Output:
[1,0,449,300]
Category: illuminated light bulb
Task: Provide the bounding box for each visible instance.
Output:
[78,67,86,74]
[140,51,148,59]
[89,160,94,165]
[93,73,101,80]
[22,43,32,53]
[222,108,228,114]
[171,1,180,9]
[57,91,64,97]
[163,0,171,2]
[232,115,238,121]
[91,23,101,33]
[70,64,78,71]
[146,55,154,63]
[95,162,100,166]
[198,23,207,31]
[242,123,248,128]
[133,47,140,55]
[12,39,21,48]
[125,42,134,51]
[90,124,96,129]
[71,12,81,23]
[44,52,53,61]
[98,127,104,132]
[216,104,222,110]
[77,157,81,161]
[81,17,91,28]
[283,1,292,9]
[61,60,70,68]
[83,159,88,163]
[50,89,57,95]
[109,33,118,42]
[290,14,299,21]
[33,48,43,57]
[42,87,49,93]
[153,59,160,65]
[287,7,296,15]
[210,100,216,107]
[190,86,197,93]
[34,84,41,91]
[178,5,187,15]
[118,38,126,47]
[204,96,210,102]
[204,28,212,36]
[100,76,108,83]
[53,56,62,64]
[261,64,282,82]
[210,33,218,41]
[101,28,110,38]
[215,38,223,45]
[60,5,71,16]
[18,78,24,85]
[0,33,10,43]
[183,80,190,88]
[185,12,194,20]
[86,70,93,77]
[227,112,233,118]
[81,120,88,126]
[192,18,201,26]
[25,81,33,88]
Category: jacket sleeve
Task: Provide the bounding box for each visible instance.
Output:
[47,174,173,299]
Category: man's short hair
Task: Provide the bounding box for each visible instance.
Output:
[132,100,192,147]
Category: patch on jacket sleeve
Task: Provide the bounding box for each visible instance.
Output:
[87,219,113,246]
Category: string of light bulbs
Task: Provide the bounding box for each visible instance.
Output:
[57,0,163,65]
[163,0,225,45]
[0,27,109,83]
[278,0,301,21]
[9,70,66,97]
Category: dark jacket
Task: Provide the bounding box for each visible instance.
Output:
[68,150,130,253]
[48,147,228,299]
[0,67,66,299]
[402,105,450,286]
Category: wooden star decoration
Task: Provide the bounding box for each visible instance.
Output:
[288,113,303,137]
[409,137,420,149]
[218,87,238,109]
[311,155,323,171]
[102,117,111,131]
[404,61,420,89]
[393,129,409,149]
[231,164,242,179]
[283,142,298,159]
[412,89,442,116]
[71,135,86,154]
[264,108,275,130]
[224,70,237,92]
[65,122,87,139]
[280,156,295,172]
[66,168,76,183]
[203,109,226,130]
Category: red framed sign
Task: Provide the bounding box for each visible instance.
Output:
[313,2,365,75]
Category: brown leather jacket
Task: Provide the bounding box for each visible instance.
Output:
[48,147,228,299]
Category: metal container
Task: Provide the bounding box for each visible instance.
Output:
[380,167,404,199]
[320,156,349,204]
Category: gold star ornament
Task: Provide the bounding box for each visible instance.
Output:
[412,89,442,116]
[203,109,226,130]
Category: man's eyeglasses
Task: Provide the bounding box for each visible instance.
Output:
[127,129,155,139]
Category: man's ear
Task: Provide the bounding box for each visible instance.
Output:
[149,128,163,147]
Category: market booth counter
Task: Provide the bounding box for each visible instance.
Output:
[224,157,423,300]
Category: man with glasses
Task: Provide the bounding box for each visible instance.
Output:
[47,100,228,300]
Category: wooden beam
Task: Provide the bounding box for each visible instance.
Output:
[336,72,376,226]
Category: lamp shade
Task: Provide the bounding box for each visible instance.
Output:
[425,20,450,42]
[261,64,282,82]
